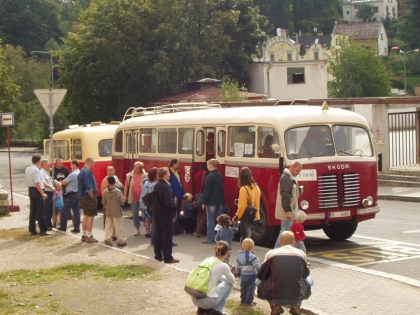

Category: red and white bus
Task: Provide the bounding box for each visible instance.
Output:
[112,103,380,247]
[44,121,120,197]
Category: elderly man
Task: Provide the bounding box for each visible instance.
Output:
[25,154,49,236]
[258,231,312,315]
[78,157,98,243]
[40,159,56,230]
[58,160,80,233]
[274,161,302,249]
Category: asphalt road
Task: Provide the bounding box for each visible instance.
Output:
[2,149,420,282]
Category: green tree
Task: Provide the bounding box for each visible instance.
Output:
[0,40,21,145]
[220,78,246,102]
[355,3,374,22]
[0,0,62,54]
[328,39,391,97]
[57,0,266,124]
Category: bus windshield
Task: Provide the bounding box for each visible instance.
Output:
[44,140,70,160]
[285,125,373,159]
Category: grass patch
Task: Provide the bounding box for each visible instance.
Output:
[0,228,28,239]
[0,263,154,286]
[225,299,265,315]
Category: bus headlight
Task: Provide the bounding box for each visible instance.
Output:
[362,196,374,207]
[301,200,309,210]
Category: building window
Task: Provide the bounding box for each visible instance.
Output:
[386,6,389,14]
[314,51,319,60]
[381,33,384,40]
[354,5,358,9]
[393,7,395,15]
[373,6,379,13]
[270,53,274,61]
[287,67,305,84]
[287,52,292,61]
[346,10,350,14]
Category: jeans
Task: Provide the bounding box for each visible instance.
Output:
[239,219,254,243]
[44,191,53,228]
[240,278,256,304]
[274,219,292,249]
[206,204,223,244]
[130,201,141,229]
[295,241,306,254]
[60,193,80,231]
[191,280,233,311]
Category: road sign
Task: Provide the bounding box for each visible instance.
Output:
[34,89,67,118]
[0,112,14,127]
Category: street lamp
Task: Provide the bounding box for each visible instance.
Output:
[399,49,419,95]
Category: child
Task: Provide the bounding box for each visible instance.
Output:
[183,193,195,234]
[215,214,233,252]
[102,177,126,247]
[235,238,261,306]
[54,181,64,229]
[291,210,307,254]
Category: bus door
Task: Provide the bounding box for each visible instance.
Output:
[124,129,138,178]
[193,127,207,177]
[215,127,226,177]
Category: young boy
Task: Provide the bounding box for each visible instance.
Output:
[183,193,195,234]
[235,238,261,306]
[102,177,126,247]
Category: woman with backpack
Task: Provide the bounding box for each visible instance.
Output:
[190,241,235,315]
[139,167,159,243]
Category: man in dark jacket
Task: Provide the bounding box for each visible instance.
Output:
[154,167,179,264]
[257,231,312,315]
[169,158,185,235]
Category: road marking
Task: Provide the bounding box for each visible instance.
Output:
[353,234,420,247]
[402,229,420,234]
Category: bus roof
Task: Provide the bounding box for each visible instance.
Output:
[117,105,370,132]
[52,124,119,139]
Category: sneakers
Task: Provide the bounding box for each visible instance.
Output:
[81,235,87,242]
[117,242,127,247]
[145,233,151,238]
[86,236,98,243]
[289,305,301,315]
[104,240,113,246]
[271,304,284,315]
[133,230,140,236]
[165,258,179,263]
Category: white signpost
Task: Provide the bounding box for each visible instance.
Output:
[34,88,67,172]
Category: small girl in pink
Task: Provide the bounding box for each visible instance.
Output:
[291,210,307,254]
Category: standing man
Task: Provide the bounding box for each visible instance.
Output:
[40,159,56,230]
[78,157,98,243]
[25,154,50,236]
[274,161,303,249]
[169,158,184,235]
[58,160,80,233]
[258,232,312,315]
[154,167,179,264]
[51,158,70,186]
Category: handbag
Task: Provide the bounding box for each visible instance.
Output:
[195,171,206,207]
[241,186,257,222]
[215,175,231,215]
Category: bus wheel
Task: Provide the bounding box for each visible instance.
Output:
[252,202,279,248]
[323,221,358,241]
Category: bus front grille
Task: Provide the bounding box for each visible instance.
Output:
[318,174,338,209]
[342,173,360,207]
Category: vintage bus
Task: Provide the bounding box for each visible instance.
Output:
[44,121,120,198]
[112,103,380,247]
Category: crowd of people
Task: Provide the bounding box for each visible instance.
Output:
[25,152,311,315]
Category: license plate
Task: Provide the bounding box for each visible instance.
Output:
[328,211,351,218]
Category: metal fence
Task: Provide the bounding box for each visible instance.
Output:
[388,111,419,168]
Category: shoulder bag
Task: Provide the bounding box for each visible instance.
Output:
[241,185,257,222]
[195,171,206,207]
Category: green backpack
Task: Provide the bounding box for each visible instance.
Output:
[184,258,222,299]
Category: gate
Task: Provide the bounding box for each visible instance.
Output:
[388,111,419,168]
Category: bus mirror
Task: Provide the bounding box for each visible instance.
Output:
[377,153,382,172]
[279,156,284,175]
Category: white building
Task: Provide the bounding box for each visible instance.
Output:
[332,21,389,55]
[342,0,398,23]
[247,29,333,100]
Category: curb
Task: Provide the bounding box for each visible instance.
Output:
[378,195,420,202]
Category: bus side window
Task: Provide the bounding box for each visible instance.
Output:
[258,127,280,158]
[140,128,157,153]
[158,128,176,153]
[73,139,82,160]
[196,130,205,156]
[228,126,255,157]
[114,130,123,153]
[217,130,226,157]
[179,128,193,155]
[126,132,132,154]
[98,139,112,157]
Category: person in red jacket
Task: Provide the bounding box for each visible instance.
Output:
[291,210,307,254]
